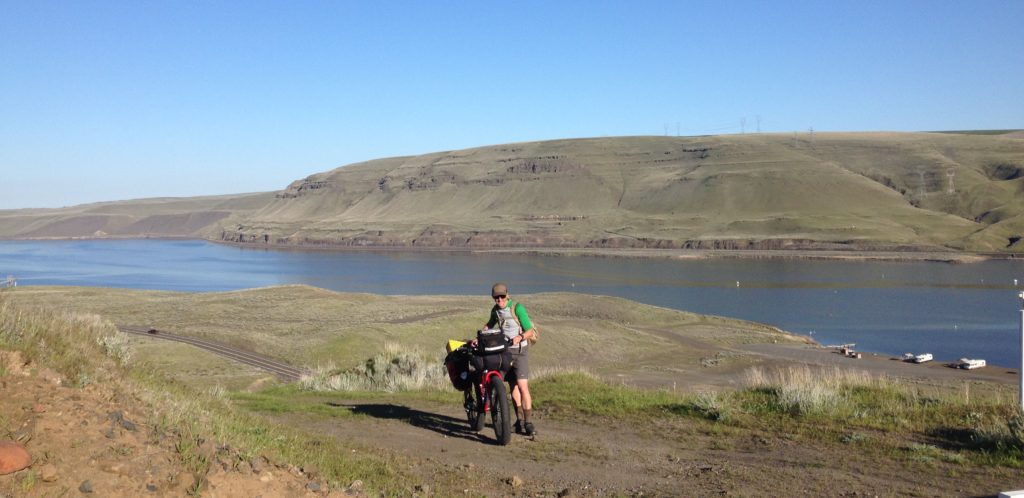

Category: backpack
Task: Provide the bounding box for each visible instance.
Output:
[503,301,539,345]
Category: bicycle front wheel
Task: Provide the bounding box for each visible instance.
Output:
[489,379,512,445]
[468,388,486,432]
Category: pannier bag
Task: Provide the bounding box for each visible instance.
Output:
[444,342,472,391]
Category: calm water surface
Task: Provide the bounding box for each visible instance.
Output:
[2,239,1022,367]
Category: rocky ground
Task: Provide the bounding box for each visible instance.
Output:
[0,351,362,498]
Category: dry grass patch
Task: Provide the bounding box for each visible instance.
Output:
[5,285,805,391]
[299,342,448,392]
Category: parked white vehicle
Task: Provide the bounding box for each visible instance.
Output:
[902,353,915,361]
[958,358,986,369]
[913,353,933,363]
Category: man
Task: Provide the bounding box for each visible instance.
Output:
[484,282,537,436]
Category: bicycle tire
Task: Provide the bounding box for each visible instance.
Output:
[489,379,512,445]
[467,388,486,432]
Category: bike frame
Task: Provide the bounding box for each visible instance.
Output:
[476,369,505,413]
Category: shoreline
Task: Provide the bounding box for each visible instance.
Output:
[209,238,1013,263]
[3,236,1021,263]
[743,343,1019,385]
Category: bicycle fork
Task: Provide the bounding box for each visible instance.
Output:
[477,370,504,413]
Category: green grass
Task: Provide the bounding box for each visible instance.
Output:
[4,285,808,392]
[0,290,127,386]
[0,292,412,496]
[223,356,1024,468]
[533,371,687,419]
[8,285,1024,497]
[523,366,1024,467]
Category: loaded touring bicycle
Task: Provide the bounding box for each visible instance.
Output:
[444,327,514,445]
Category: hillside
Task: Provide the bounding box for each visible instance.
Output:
[2,132,1022,253]
[5,285,1023,497]
[221,132,1024,253]
[0,192,274,239]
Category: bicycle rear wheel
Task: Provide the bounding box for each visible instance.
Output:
[489,379,512,445]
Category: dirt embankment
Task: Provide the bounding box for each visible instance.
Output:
[0,351,360,498]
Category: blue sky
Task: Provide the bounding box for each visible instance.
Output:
[1,1,1021,209]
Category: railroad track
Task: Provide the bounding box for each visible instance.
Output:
[117,325,310,382]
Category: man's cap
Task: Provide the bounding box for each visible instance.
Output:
[491,282,509,297]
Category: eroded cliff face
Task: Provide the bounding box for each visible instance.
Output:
[217,225,940,253]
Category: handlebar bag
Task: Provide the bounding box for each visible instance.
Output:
[476,328,508,355]
[473,328,511,376]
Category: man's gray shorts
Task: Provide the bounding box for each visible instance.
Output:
[509,349,529,381]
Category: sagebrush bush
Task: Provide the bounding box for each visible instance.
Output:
[692,391,732,422]
[300,342,448,392]
[743,365,881,416]
[1008,410,1024,449]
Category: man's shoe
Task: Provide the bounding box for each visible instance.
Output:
[523,422,535,436]
[513,420,523,434]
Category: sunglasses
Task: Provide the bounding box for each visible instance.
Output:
[493,295,507,300]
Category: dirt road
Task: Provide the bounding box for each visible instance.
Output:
[270,389,1021,497]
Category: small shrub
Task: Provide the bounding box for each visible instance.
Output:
[907,443,936,461]
[299,343,448,392]
[742,365,881,417]
[1007,411,1024,449]
[96,328,132,367]
[692,391,732,422]
[19,469,38,493]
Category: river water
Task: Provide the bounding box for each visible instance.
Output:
[2,239,1022,367]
